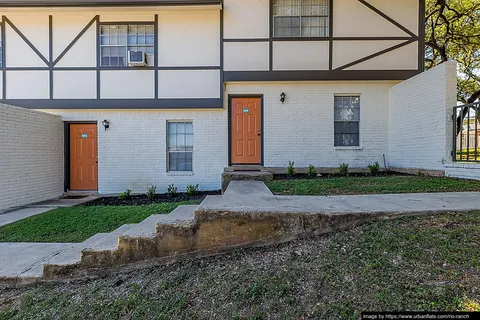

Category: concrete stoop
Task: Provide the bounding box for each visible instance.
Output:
[221,167,273,193]
[26,181,480,282]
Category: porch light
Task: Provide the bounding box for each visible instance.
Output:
[280,92,286,104]
[102,119,110,131]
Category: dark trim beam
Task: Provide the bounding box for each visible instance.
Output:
[0,0,222,7]
[1,98,223,109]
[3,16,49,66]
[334,39,417,71]
[224,70,420,82]
[358,0,416,38]
[53,16,97,66]
[1,17,6,99]
[49,15,53,99]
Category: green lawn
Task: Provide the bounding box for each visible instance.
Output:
[0,212,479,319]
[266,176,480,196]
[0,201,199,243]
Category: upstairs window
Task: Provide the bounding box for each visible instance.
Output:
[334,96,360,147]
[100,24,154,67]
[273,0,329,38]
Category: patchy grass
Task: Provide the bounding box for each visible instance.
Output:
[0,212,479,319]
[266,176,480,196]
[0,201,199,243]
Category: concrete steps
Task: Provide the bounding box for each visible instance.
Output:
[41,205,197,279]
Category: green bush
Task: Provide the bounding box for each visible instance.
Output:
[338,163,349,176]
[307,165,318,178]
[167,184,178,197]
[286,161,296,177]
[118,189,132,200]
[186,184,199,196]
[368,162,381,176]
[146,185,156,200]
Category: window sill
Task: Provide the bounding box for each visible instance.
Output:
[167,171,194,176]
[334,146,363,150]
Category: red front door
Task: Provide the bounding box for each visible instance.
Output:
[231,97,262,165]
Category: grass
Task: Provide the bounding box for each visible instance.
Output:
[266,175,480,196]
[0,201,199,243]
[0,212,479,319]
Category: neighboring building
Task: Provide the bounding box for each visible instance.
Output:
[0,0,426,194]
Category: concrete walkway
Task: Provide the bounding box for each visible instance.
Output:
[199,181,480,214]
[0,196,97,227]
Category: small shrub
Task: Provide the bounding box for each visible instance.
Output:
[417,170,426,177]
[368,161,381,176]
[146,185,156,200]
[286,161,296,177]
[307,165,318,178]
[118,189,132,200]
[186,184,199,196]
[338,163,349,176]
[167,184,178,197]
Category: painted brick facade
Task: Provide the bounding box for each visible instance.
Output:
[43,109,228,194]
[226,82,398,168]
[0,104,64,212]
[388,61,457,170]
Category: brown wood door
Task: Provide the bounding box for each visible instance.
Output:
[70,124,98,191]
[231,97,262,164]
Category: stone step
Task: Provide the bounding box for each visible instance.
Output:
[20,224,137,278]
[221,170,273,193]
[122,206,196,239]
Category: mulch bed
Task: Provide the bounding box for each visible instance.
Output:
[83,190,221,206]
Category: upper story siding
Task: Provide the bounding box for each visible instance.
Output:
[0,0,424,109]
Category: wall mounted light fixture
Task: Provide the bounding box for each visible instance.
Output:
[280,92,286,104]
[102,119,110,131]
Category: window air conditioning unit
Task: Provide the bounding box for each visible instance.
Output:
[128,51,147,67]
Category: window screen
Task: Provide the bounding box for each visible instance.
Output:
[334,96,360,147]
[167,122,193,172]
[273,0,329,38]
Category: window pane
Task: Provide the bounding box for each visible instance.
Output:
[274,17,301,37]
[185,152,193,171]
[186,134,194,147]
[334,96,360,121]
[169,152,178,171]
[168,122,177,135]
[177,122,186,134]
[334,133,360,147]
[186,123,193,134]
[177,134,186,147]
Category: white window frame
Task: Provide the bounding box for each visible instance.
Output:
[100,23,154,67]
[334,95,362,148]
[272,0,330,38]
[167,121,194,172]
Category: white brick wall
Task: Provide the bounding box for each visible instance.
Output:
[226,82,398,168]
[0,104,64,212]
[388,62,457,170]
[43,109,228,194]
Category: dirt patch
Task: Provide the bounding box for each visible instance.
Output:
[83,190,221,206]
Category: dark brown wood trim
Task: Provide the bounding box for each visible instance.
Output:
[0,0,222,7]
[53,16,97,66]
[358,0,417,37]
[328,0,333,70]
[334,39,416,71]
[224,70,420,82]
[1,17,6,99]
[3,16,49,66]
[418,0,426,73]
